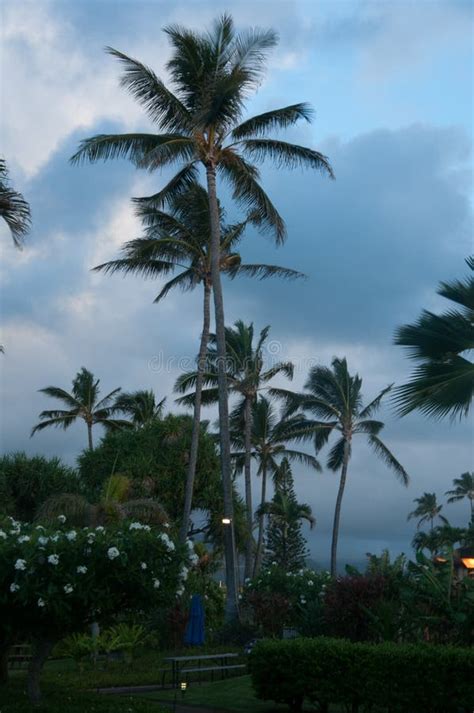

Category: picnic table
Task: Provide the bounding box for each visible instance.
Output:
[164,652,245,688]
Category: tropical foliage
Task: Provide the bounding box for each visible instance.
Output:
[0,158,31,248]
[394,256,474,420]
[275,357,409,575]
[31,368,128,450]
[446,471,474,522]
[71,13,333,618]
[408,492,446,531]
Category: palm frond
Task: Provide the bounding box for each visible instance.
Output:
[31,414,77,435]
[231,103,313,139]
[0,158,31,247]
[133,164,199,213]
[226,263,306,281]
[368,435,409,485]
[70,133,169,165]
[326,436,347,471]
[155,268,199,302]
[106,47,191,132]
[219,149,285,243]
[359,384,393,418]
[240,139,334,175]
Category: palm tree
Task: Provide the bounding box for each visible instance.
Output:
[394,256,474,420]
[446,472,474,523]
[175,321,296,578]
[275,357,409,576]
[0,158,31,247]
[114,390,166,427]
[232,395,320,575]
[96,184,302,546]
[71,14,333,619]
[35,473,168,527]
[31,368,127,450]
[408,492,446,531]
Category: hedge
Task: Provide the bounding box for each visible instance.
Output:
[249,637,474,712]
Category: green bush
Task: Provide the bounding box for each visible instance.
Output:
[249,637,474,712]
[0,453,80,522]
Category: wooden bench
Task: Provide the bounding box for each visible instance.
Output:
[8,644,32,669]
[181,663,246,683]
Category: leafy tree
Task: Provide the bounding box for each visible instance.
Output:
[233,396,320,575]
[35,473,168,528]
[176,320,297,577]
[71,14,333,619]
[0,518,190,702]
[408,492,446,531]
[261,459,314,571]
[77,414,221,531]
[31,367,128,450]
[114,389,166,427]
[275,357,409,576]
[394,256,474,420]
[446,472,474,523]
[0,158,31,247]
[0,453,80,522]
[96,185,301,546]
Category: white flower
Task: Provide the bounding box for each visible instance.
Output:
[107,547,120,560]
[163,522,170,528]
[87,534,95,544]
[176,586,185,597]
[18,535,30,543]
[307,580,314,586]
[66,530,77,541]
[63,584,74,594]
[38,536,49,546]
[140,562,147,570]
[179,566,189,580]
[95,526,105,533]
[153,578,160,589]
[0,530,7,539]
[37,598,46,608]
[57,515,66,524]
[14,559,27,571]
[186,540,194,551]
[10,583,19,592]
[129,522,144,531]
[50,534,59,542]
[48,554,59,566]
[300,596,306,604]
[35,525,45,531]
[76,565,87,574]
[190,553,199,565]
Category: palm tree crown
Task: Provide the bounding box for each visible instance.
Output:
[31,367,127,450]
[114,389,166,427]
[394,256,474,420]
[445,472,474,523]
[275,357,409,575]
[71,14,333,243]
[408,492,445,531]
[0,158,31,247]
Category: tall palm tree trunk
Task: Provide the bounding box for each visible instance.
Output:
[253,461,268,576]
[330,440,350,577]
[206,165,239,621]
[87,422,93,451]
[179,282,212,543]
[243,396,254,579]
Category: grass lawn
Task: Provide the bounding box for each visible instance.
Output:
[0,678,166,713]
[140,675,318,712]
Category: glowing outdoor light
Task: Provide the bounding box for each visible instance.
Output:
[180,681,188,692]
[221,517,231,525]
[458,546,474,571]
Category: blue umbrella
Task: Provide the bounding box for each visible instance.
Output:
[184,594,205,646]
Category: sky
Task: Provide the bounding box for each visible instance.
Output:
[0,0,473,568]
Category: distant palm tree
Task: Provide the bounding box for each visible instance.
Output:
[114,390,166,427]
[275,357,409,576]
[35,473,168,527]
[0,158,31,247]
[394,256,474,420]
[71,14,333,619]
[408,492,446,531]
[31,368,127,450]
[175,321,296,578]
[446,472,474,523]
[232,395,320,575]
[96,184,302,545]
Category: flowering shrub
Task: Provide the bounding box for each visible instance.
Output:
[242,564,331,635]
[0,516,192,702]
